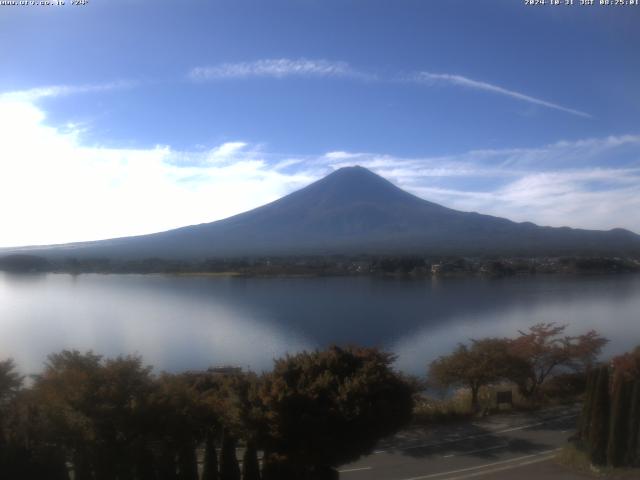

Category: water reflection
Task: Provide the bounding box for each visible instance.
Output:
[1,272,639,376]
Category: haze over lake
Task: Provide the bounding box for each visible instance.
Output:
[2,272,639,376]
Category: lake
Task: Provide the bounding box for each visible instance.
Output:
[1,272,639,376]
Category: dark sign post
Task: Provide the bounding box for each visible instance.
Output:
[496,390,513,409]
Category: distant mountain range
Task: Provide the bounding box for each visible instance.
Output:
[4,166,640,259]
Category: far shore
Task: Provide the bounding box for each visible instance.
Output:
[1,253,639,278]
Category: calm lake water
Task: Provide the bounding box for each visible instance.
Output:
[1,272,639,376]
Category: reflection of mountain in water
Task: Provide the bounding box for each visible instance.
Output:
[2,273,640,375]
[190,275,640,347]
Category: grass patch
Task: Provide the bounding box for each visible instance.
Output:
[556,445,640,478]
[412,392,474,425]
[412,384,539,425]
[555,444,594,475]
[411,378,587,426]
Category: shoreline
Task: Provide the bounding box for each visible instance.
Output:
[1,254,639,277]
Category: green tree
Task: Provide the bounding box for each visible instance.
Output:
[32,351,157,479]
[177,440,199,480]
[0,359,23,405]
[612,345,640,467]
[201,431,219,480]
[95,355,156,479]
[242,441,261,480]
[607,370,631,467]
[588,365,610,466]
[219,429,241,480]
[257,346,415,479]
[150,373,210,480]
[0,358,23,465]
[1,387,71,480]
[577,368,598,443]
[212,371,264,480]
[625,380,640,467]
[33,350,104,478]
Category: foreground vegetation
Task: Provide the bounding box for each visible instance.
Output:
[573,346,640,469]
[427,323,608,413]
[424,331,640,473]
[1,323,635,478]
[0,347,415,480]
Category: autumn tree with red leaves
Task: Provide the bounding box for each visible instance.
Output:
[508,323,608,399]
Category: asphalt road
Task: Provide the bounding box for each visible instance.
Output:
[338,405,588,480]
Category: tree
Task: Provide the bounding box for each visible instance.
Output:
[95,355,156,480]
[626,380,640,466]
[1,384,70,480]
[577,347,640,468]
[0,358,23,459]
[508,323,607,399]
[612,346,640,467]
[150,372,217,480]
[201,431,219,480]
[607,370,632,467]
[177,440,199,480]
[0,359,23,405]
[428,338,521,413]
[578,368,598,443]
[257,346,415,479]
[588,365,610,466]
[214,372,262,480]
[568,330,611,371]
[242,441,261,480]
[32,351,158,480]
[33,350,104,478]
[219,428,241,480]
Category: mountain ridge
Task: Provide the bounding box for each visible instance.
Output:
[3,166,640,259]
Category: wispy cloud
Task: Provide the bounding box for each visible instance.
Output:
[413,72,592,118]
[0,80,135,103]
[188,60,589,119]
[321,135,640,233]
[189,58,372,81]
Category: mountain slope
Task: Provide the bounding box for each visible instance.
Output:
[6,166,640,258]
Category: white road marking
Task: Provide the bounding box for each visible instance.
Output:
[440,453,556,480]
[400,449,560,480]
[373,414,577,454]
[442,442,508,458]
[338,466,372,473]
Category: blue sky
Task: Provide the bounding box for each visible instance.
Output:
[0,0,639,247]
